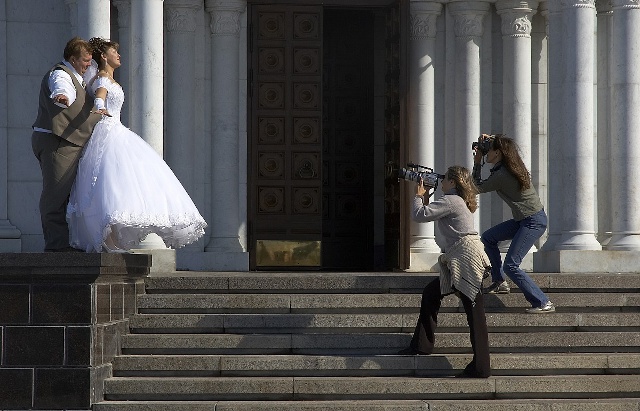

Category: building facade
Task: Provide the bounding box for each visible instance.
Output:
[1,0,638,272]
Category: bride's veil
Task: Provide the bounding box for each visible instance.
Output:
[83,59,99,95]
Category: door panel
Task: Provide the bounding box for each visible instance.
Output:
[321,9,375,270]
[250,5,324,269]
[249,3,402,271]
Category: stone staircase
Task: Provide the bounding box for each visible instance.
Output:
[92,271,640,411]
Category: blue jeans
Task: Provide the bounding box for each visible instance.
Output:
[481,209,549,308]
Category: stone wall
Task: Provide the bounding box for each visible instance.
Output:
[0,253,150,410]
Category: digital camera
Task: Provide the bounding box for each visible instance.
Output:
[472,134,495,155]
[398,163,445,189]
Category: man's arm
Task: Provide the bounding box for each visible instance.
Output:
[48,68,77,107]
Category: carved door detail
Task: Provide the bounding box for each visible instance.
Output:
[249,5,324,268]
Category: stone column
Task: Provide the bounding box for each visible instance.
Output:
[556,0,600,250]
[165,0,201,252]
[0,0,20,252]
[596,0,613,246]
[408,0,443,262]
[129,0,164,155]
[449,1,490,169]
[129,0,169,253]
[540,0,563,251]
[65,0,78,36]
[76,0,111,39]
[113,0,131,126]
[496,0,538,170]
[205,0,246,255]
[607,0,640,250]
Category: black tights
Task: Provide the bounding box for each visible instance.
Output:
[409,277,491,377]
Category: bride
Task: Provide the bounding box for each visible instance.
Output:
[67,37,207,253]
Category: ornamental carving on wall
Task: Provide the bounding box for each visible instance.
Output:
[410,13,437,39]
[453,14,484,38]
[501,13,533,37]
[165,6,198,32]
[209,9,241,36]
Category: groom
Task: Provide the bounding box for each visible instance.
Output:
[31,37,101,252]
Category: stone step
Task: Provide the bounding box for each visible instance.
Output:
[126,312,640,333]
[144,272,640,294]
[102,375,640,401]
[92,398,640,411]
[136,292,640,313]
[121,331,640,355]
[112,353,640,377]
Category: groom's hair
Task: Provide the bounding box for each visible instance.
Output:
[64,37,92,61]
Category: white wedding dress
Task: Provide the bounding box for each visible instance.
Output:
[67,76,207,252]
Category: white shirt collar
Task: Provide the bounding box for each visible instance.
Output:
[62,60,84,85]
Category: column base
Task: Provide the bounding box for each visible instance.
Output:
[407,252,440,272]
[556,232,602,250]
[533,250,640,272]
[129,248,176,273]
[605,234,640,251]
[540,233,561,251]
[410,238,441,254]
[205,236,245,253]
[0,238,21,252]
[177,250,249,271]
[0,220,21,252]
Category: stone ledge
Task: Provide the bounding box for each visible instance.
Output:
[0,252,151,279]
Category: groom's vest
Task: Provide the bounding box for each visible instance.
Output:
[32,63,100,147]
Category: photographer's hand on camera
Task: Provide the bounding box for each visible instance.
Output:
[416,178,427,198]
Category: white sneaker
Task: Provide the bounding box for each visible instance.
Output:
[525,301,556,314]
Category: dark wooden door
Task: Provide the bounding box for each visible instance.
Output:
[248,3,401,270]
[321,9,375,270]
[249,5,324,269]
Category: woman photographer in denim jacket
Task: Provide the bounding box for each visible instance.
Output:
[473,134,555,314]
[397,165,491,378]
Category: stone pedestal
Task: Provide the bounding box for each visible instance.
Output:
[0,252,150,410]
[534,250,640,273]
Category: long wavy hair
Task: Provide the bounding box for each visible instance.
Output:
[447,165,479,213]
[491,134,531,190]
[88,37,119,70]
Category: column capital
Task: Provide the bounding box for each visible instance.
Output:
[205,0,246,36]
[165,0,200,32]
[410,1,442,39]
[113,0,131,28]
[611,0,640,8]
[560,0,596,9]
[595,0,613,12]
[449,2,491,38]
[496,0,538,37]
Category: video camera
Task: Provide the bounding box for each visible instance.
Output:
[397,163,445,189]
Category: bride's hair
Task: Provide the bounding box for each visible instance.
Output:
[88,37,119,69]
